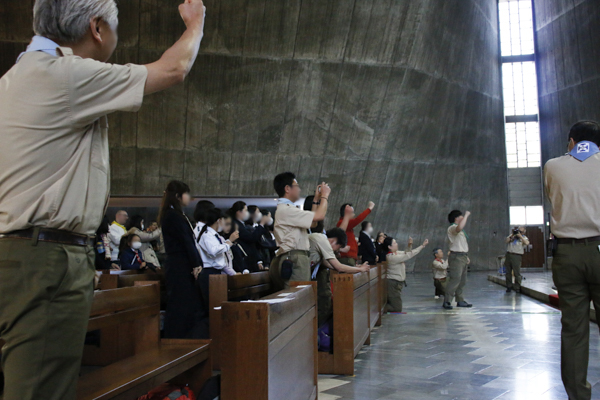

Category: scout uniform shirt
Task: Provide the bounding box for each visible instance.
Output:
[506,236,529,255]
[448,224,469,253]
[544,141,600,239]
[432,258,448,279]
[387,245,424,282]
[309,232,337,271]
[0,36,148,236]
[273,199,314,255]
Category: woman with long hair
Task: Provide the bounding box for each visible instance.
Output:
[158,180,206,339]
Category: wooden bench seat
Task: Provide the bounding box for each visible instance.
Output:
[78,341,210,400]
[220,282,318,400]
[78,285,211,399]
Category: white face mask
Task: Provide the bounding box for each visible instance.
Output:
[267,217,274,226]
[242,211,250,222]
[253,213,262,223]
[217,220,224,233]
[141,224,145,231]
[365,227,374,235]
[132,241,142,250]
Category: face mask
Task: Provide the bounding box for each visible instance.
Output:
[132,241,142,250]
[242,211,250,221]
[267,217,274,226]
[217,221,224,233]
[365,227,374,235]
[141,224,145,231]
[253,214,262,223]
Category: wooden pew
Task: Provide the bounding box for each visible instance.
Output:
[318,271,371,376]
[368,265,381,337]
[85,275,162,366]
[209,272,273,369]
[78,284,212,400]
[220,282,318,400]
[379,261,388,318]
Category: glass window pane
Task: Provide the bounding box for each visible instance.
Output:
[510,206,527,225]
[499,0,535,56]
[525,206,544,225]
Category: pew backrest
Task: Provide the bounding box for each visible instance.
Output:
[220,283,318,400]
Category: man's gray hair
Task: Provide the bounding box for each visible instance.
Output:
[33,0,118,43]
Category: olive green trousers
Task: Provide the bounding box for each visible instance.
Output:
[0,238,95,400]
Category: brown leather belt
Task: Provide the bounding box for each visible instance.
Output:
[556,236,600,245]
[0,228,95,247]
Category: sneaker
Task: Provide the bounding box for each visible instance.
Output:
[434,296,440,299]
[456,301,473,308]
[442,302,453,310]
[506,288,512,293]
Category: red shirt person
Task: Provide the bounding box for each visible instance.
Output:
[336,202,375,266]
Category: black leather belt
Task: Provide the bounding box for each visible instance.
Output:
[507,252,523,256]
[0,228,95,247]
[450,251,468,255]
[556,236,600,245]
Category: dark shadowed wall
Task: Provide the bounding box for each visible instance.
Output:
[0,0,508,270]
[534,0,600,163]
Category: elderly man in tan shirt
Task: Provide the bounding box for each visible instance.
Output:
[544,121,600,400]
[0,1,206,399]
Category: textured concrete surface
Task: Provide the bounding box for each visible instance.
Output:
[534,0,600,163]
[0,0,508,269]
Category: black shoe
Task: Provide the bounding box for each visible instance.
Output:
[442,302,453,310]
[506,288,512,293]
[456,301,473,308]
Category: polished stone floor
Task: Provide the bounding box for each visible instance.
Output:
[318,272,600,400]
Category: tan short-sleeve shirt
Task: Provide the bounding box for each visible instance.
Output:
[448,225,469,253]
[309,233,337,267]
[544,153,600,239]
[0,47,147,235]
[274,203,314,255]
[506,236,528,255]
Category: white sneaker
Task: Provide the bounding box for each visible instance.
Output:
[434,296,440,299]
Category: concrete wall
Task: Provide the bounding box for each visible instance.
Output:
[0,0,508,270]
[534,0,600,163]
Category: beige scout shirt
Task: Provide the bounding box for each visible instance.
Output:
[506,235,529,255]
[274,203,314,255]
[0,48,147,235]
[432,259,448,279]
[308,233,336,268]
[448,225,469,253]
[387,245,424,282]
[544,153,600,239]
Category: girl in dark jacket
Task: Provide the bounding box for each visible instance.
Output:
[119,234,157,271]
[158,180,206,339]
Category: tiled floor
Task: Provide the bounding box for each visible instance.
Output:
[318,271,600,400]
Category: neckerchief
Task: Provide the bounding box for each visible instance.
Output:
[570,141,600,162]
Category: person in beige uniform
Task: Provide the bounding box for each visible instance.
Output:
[270,172,330,290]
[431,248,448,299]
[0,1,206,399]
[443,210,472,310]
[544,121,600,400]
[309,228,369,328]
[384,236,428,312]
[504,226,529,293]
